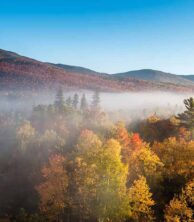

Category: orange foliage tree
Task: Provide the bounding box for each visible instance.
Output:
[36,154,69,221]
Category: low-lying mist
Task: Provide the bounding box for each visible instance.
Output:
[0,90,191,119]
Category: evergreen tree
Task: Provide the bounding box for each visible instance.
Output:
[54,88,64,111]
[177,97,194,129]
[80,94,88,110]
[72,93,79,109]
[91,91,100,109]
[65,96,72,107]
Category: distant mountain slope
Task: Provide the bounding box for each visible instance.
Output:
[0,50,20,59]
[50,63,106,76]
[0,49,194,92]
[0,49,124,91]
[114,69,194,86]
[180,75,194,82]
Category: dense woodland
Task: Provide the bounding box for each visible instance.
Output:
[0,89,193,222]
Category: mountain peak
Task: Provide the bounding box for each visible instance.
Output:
[114,69,194,86]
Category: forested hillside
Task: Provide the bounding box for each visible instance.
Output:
[114,69,194,86]
[0,89,193,222]
[1,49,194,93]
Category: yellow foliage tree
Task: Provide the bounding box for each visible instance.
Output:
[127,176,155,222]
[73,130,129,222]
[17,120,36,151]
[128,143,163,184]
[40,129,66,152]
[164,197,193,222]
[183,179,194,206]
[153,137,194,179]
[164,179,194,222]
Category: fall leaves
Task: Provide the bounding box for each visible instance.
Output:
[14,118,194,221]
[36,130,156,222]
[36,155,68,221]
[0,95,194,222]
[164,179,194,222]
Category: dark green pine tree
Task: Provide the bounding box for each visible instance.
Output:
[91,91,100,109]
[72,93,79,109]
[65,96,72,107]
[80,94,88,110]
[177,97,194,129]
[54,87,64,111]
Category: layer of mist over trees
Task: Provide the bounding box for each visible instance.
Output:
[0,89,193,222]
[0,90,187,117]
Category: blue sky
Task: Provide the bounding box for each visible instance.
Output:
[1,0,194,74]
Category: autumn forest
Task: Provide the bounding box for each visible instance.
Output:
[2,0,194,221]
[0,89,193,222]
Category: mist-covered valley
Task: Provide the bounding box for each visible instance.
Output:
[0,86,194,221]
[0,40,194,222]
[1,0,194,219]
[0,90,189,116]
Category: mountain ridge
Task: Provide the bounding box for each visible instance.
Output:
[113,69,194,86]
[180,74,194,82]
[0,48,194,92]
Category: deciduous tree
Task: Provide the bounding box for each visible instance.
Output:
[17,120,36,151]
[36,154,69,221]
[164,179,194,222]
[127,176,155,222]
